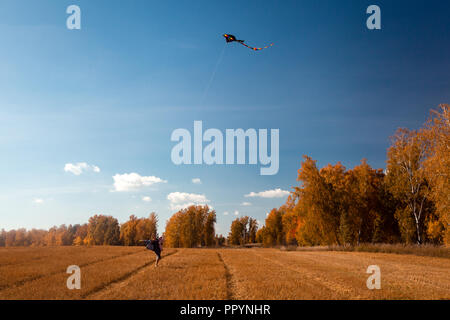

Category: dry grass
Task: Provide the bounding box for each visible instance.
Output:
[0,246,141,291]
[249,249,450,299]
[90,249,228,300]
[288,243,450,259]
[0,247,448,300]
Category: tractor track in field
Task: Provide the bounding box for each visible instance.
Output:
[83,250,179,299]
[0,250,144,291]
[0,255,53,268]
[217,252,236,300]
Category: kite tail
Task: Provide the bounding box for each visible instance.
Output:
[239,41,274,51]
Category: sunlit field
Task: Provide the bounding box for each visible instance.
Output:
[0,247,448,300]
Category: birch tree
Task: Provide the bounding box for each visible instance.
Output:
[386,128,432,244]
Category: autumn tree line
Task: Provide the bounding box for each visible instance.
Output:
[1,105,448,248]
[257,105,449,246]
[0,213,158,247]
[0,205,223,248]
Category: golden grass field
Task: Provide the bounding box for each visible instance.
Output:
[0,246,448,300]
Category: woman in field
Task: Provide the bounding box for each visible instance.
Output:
[143,236,164,267]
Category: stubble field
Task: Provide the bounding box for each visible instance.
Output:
[0,246,448,300]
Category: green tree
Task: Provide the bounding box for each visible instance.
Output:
[87,215,120,245]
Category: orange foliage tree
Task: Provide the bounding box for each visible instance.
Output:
[228,216,258,245]
[120,213,158,246]
[385,128,433,244]
[164,205,216,248]
[422,104,449,244]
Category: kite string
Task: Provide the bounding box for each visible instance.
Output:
[200,43,227,107]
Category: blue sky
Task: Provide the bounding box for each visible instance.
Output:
[0,0,449,235]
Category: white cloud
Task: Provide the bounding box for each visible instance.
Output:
[113,173,167,192]
[241,202,252,206]
[245,188,290,199]
[167,192,210,211]
[192,178,202,184]
[223,211,229,216]
[33,198,44,204]
[142,196,152,202]
[167,192,208,203]
[64,162,100,175]
[234,210,239,216]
